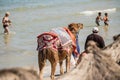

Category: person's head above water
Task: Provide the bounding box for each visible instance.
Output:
[105,13,108,16]
[98,12,101,16]
[5,12,10,17]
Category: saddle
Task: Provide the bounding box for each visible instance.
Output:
[37,28,73,53]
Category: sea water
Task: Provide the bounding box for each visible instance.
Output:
[0,0,120,69]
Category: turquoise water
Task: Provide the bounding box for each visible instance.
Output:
[0,0,120,69]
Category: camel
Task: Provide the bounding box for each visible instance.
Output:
[0,67,39,80]
[57,34,120,80]
[37,23,83,80]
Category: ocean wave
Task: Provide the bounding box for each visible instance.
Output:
[79,8,116,16]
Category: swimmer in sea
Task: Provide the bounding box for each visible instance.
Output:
[2,12,12,34]
[103,13,109,26]
[95,12,102,26]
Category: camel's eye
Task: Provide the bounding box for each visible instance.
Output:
[69,26,74,31]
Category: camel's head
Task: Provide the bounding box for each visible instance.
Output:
[68,23,83,36]
[113,34,120,41]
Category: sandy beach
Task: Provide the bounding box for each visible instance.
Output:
[0,34,120,80]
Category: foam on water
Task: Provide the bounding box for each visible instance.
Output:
[80,8,116,16]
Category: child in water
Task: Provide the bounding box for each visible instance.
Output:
[95,12,102,26]
[103,13,109,26]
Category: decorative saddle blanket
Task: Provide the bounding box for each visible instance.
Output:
[37,32,60,51]
[37,28,72,53]
[50,28,72,47]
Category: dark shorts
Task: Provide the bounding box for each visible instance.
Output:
[104,22,108,26]
[3,25,8,29]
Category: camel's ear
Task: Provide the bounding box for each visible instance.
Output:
[68,23,76,31]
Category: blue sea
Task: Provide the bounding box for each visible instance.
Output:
[0,0,120,69]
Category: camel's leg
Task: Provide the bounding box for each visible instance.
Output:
[76,54,82,65]
[59,61,64,75]
[66,56,71,72]
[38,52,46,80]
[50,61,57,80]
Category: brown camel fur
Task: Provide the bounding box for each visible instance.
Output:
[57,34,120,80]
[37,23,83,80]
[0,67,39,80]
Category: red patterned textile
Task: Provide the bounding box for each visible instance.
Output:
[37,28,75,54]
[37,32,60,51]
